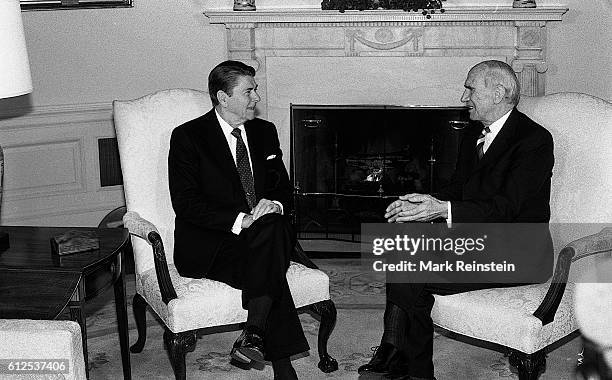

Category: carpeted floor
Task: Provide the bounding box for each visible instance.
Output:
[84,259,581,379]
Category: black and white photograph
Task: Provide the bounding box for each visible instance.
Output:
[0,0,610,379]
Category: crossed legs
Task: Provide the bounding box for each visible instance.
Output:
[206,213,309,378]
[361,282,515,379]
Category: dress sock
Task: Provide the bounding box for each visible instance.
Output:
[381,301,410,351]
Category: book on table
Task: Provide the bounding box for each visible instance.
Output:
[50,230,100,256]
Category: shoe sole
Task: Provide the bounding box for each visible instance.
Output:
[230,348,252,364]
[236,347,265,363]
[357,368,390,375]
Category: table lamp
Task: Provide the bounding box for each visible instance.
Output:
[0,0,34,250]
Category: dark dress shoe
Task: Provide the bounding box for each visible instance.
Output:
[358,342,403,374]
[230,326,265,364]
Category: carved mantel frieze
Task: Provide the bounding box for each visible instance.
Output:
[204,6,567,116]
[346,27,424,56]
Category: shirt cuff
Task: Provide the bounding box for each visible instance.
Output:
[446,201,452,227]
[271,200,284,215]
[232,212,247,235]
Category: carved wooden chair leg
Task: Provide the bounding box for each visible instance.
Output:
[509,349,546,380]
[130,293,148,353]
[311,299,339,373]
[163,329,197,380]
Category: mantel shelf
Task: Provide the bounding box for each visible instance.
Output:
[204,6,568,25]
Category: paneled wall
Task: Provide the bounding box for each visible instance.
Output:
[0,105,122,226]
[0,0,224,226]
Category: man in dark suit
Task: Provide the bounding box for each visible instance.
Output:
[358,60,554,380]
[168,60,306,380]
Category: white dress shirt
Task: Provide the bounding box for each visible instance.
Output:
[481,109,512,154]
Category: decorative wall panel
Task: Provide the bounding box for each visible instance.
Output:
[0,104,124,226]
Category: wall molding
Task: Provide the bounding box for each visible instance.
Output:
[0,102,112,130]
[0,101,124,226]
[2,138,86,200]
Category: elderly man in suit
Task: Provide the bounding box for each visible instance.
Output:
[358,60,554,380]
[168,60,306,379]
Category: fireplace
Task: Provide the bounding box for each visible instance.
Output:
[290,104,475,241]
[203,4,567,248]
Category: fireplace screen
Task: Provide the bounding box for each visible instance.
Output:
[290,104,475,241]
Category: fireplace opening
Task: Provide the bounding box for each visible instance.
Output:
[290,104,476,242]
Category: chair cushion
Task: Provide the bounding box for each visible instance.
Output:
[137,261,330,333]
[0,319,86,380]
[432,282,577,354]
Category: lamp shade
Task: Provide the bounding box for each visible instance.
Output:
[0,0,33,99]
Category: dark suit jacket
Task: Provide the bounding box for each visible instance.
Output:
[432,108,555,282]
[435,108,554,223]
[168,109,292,277]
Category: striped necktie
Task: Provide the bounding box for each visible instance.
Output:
[231,128,256,210]
[476,126,491,160]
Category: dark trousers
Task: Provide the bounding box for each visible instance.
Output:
[386,282,524,378]
[205,213,309,361]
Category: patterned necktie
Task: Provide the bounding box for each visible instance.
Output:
[476,126,491,160]
[231,128,257,210]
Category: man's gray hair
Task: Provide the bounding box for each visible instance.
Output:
[472,60,521,105]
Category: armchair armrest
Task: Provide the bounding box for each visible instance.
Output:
[123,211,178,304]
[533,227,612,325]
[532,247,573,325]
[123,211,159,244]
[568,227,612,262]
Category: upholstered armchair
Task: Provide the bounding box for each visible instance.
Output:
[112,89,338,380]
[430,93,612,379]
[0,319,86,380]
[574,261,612,379]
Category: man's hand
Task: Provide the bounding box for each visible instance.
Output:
[241,214,254,229]
[252,198,281,221]
[385,193,448,223]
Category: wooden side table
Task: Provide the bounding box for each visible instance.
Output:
[0,226,131,380]
[0,269,80,319]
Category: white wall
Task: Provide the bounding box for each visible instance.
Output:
[545,0,611,98]
[15,0,612,108]
[21,0,226,106]
[0,0,609,226]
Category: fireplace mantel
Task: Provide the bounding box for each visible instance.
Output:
[204,5,567,167]
[204,6,568,110]
[204,6,568,24]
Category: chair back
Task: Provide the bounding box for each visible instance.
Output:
[113,89,211,274]
[518,93,612,274]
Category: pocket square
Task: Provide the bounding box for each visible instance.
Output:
[266,154,277,160]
